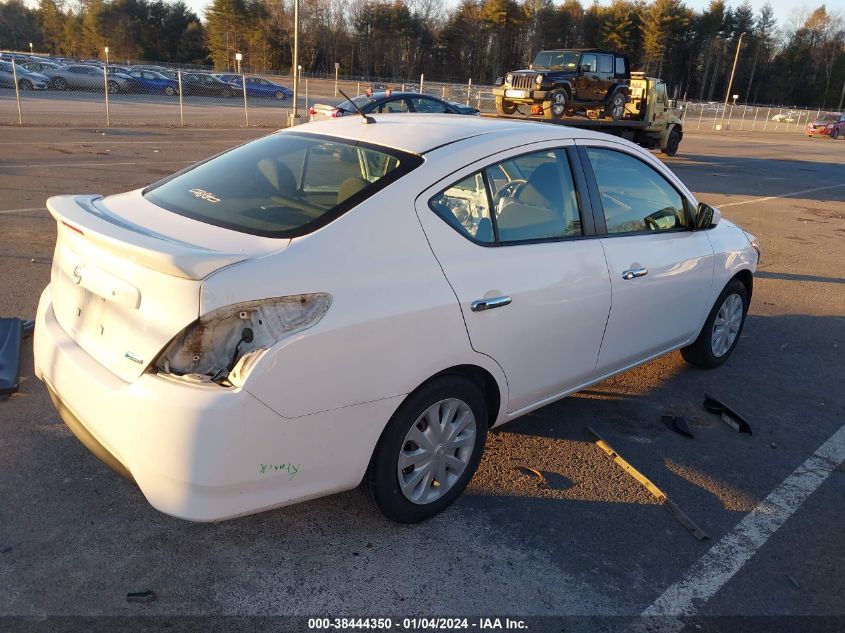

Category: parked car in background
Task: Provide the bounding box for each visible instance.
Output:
[180,72,237,97]
[806,112,844,139]
[22,60,63,74]
[214,74,292,100]
[44,63,133,93]
[446,101,481,115]
[126,69,179,96]
[0,60,49,90]
[34,115,758,524]
[310,91,480,121]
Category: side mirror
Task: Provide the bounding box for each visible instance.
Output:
[494,76,504,87]
[695,202,721,229]
[579,64,592,73]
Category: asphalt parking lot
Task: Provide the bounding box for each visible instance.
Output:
[0,126,843,630]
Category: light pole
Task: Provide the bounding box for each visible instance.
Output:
[290,0,300,125]
[235,52,242,75]
[29,42,33,55]
[103,46,110,126]
[719,32,744,130]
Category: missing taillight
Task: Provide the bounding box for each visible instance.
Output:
[154,293,332,386]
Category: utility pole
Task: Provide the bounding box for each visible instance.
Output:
[838,74,845,111]
[290,0,300,126]
[719,32,744,130]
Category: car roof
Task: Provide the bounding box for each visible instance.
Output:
[290,113,612,155]
[540,48,620,55]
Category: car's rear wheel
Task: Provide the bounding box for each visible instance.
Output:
[50,77,67,90]
[361,376,487,523]
[274,90,285,100]
[832,129,840,140]
[681,278,749,369]
[221,88,233,98]
[544,89,568,119]
[19,78,33,90]
[606,91,626,120]
[107,80,120,94]
[164,85,176,96]
[495,96,517,115]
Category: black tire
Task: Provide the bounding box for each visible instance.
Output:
[164,85,176,96]
[662,127,681,156]
[832,129,840,140]
[19,78,33,90]
[107,80,120,94]
[681,278,749,369]
[274,90,285,100]
[51,77,67,90]
[495,96,517,115]
[361,375,488,524]
[221,88,233,98]
[605,91,626,120]
[544,88,568,119]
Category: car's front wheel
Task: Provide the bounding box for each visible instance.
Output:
[832,128,840,140]
[19,78,33,90]
[544,88,568,119]
[274,90,285,100]
[361,376,488,523]
[107,80,120,94]
[681,278,749,368]
[495,96,517,115]
[164,85,176,96]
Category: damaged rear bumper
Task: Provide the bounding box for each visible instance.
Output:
[34,285,404,522]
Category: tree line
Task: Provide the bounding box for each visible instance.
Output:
[1,0,843,108]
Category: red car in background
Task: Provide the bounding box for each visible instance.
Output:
[806,112,845,139]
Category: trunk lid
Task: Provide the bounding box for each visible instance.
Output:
[47,192,289,382]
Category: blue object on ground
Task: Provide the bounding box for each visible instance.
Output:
[0,318,24,398]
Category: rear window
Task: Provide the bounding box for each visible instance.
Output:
[143,132,422,238]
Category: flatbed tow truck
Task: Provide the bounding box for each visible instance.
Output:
[484,73,684,156]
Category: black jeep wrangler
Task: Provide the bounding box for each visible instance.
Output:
[493,49,631,120]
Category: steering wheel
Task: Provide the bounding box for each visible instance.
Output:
[492,179,527,205]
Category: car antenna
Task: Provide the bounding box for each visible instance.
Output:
[338,88,375,124]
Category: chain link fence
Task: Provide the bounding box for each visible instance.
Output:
[0,62,831,135]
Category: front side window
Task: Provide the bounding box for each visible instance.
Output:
[410,97,447,113]
[586,147,688,234]
[581,54,597,72]
[429,148,582,245]
[143,133,422,238]
[379,99,410,113]
[598,55,613,74]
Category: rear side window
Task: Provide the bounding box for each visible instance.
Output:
[143,132,422,238]
[430,149,582,245]
[615,57,627,75]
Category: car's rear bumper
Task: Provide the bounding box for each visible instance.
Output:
[34,285,403,522]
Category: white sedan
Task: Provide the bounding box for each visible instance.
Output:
[34,115,759,523]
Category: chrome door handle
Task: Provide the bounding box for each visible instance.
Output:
[470,296,512,312]
[622,268,648,280]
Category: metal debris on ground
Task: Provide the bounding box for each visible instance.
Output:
[586,426,709,541]
[514,465,550,489]
[703,394,752,435]
[0,318,24,399]
[126,590,156,603]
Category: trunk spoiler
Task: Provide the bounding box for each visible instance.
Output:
[47,195,249,280]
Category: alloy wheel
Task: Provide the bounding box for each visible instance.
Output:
[711,293,743,357]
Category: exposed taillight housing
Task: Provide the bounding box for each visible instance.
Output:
[154,293,332,386]
[308,106,316,116]
[331,109,344,118]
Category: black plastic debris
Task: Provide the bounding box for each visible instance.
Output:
[126,590,156,604]
[22,320,34,339]
[703,394,752,435]
[673,415,694,439]
[0,318,24,399]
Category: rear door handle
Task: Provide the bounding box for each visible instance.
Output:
[471,296,512,312]
[622,268,648,280]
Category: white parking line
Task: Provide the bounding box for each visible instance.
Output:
[0,207,47,215]
[1,159,194,169]
[643,423,845,617]
[719,183,845,207]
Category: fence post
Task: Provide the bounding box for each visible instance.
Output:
[727,104,734,129]
[763,108,770,131]
[739,105,747,130]
[419,73,424,94]
[11,61,22,125]
[305,77,308,113]
[441,85,446,99]
[466,78,472,105]
[178,71,184,127]
[697,104,704,131]
[750,106,758,132]
[356,81,360,96]
[334,63,338,97]
[476,90,481,110]
[242,72,249,127]
[103,65,110,126]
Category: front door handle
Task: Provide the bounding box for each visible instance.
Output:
[471,296,512,312]
[622,268,648,280]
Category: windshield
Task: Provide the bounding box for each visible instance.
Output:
[819,114,839,122]
[143,132,423,238]
[0,61,30,74]
[531,51,581,70]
